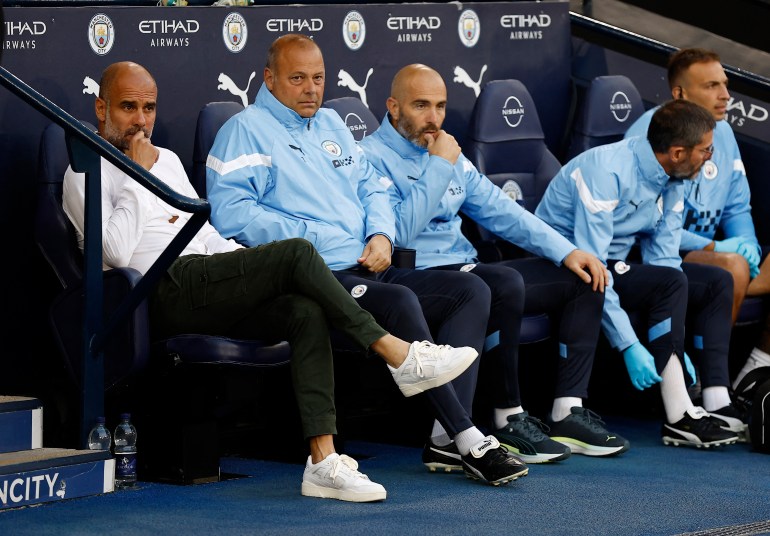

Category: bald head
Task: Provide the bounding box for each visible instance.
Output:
[98,61,156,102]
[96,61,157,151]
[390,64,445,103]
[387,64,447,147]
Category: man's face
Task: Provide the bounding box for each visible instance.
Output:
[671,130,714,179]
[389,72,447,148]
[265,43,325,118]
[96,69,156,151]
[677,61,730,121]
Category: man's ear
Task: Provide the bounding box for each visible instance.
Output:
[264,67,274,91]
[95,97,107,123]
[669,145,688,163]
[386,97,399,121]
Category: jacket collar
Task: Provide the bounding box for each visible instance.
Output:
[254,82,313,130]
[634,137,675,189]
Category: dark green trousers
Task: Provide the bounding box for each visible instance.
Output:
[149,238,388,438]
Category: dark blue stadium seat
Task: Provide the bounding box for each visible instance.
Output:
[465,79,562,221]
[35,121,291,393]
[463,79,566,344]
[191,101,244,198]
[322,96,380,142]
[565,75,644,161]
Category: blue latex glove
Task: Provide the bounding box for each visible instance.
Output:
[713,236,744,254]
[736,240,761,278]
[622,342,663,390]
[683,352,696,387]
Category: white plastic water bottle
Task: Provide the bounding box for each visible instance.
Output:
[87,417,111,451]
[113,413,138,488]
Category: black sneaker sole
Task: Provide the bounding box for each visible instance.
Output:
[661,434,738,448]
[424,461,463,473]
[497,440,571,464]
[551,437,630,457]
[462,464,529,486]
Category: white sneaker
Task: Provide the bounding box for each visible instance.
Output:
[301,453,386,502]
[389,341,478,397]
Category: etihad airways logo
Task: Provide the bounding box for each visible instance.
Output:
[2,20,46,50]
[500,13,550,40]
[139,19,199,47]
[726,97,768,128]
[387,15,440,43]
[266,18,323,33]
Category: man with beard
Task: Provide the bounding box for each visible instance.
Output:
[359,64,627,464]
[624,49,769,415]
[62,61,481,502]
[537,99,739,448]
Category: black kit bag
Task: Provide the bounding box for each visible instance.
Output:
[734,365,770,454]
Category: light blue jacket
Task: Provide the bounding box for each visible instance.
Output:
[535,137,684,351]
[625,108,756,251]
[359,115,576,269]
[206,83,394,270]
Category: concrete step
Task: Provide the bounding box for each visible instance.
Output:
[0,448,114,510]
[0,396,42,454]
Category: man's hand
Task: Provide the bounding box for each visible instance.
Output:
[736,240,761,278]
[562,249,609,292]
[126,130,159,171]
[358,234,392,273]
[623,342,662,390]
[425,130,461,165]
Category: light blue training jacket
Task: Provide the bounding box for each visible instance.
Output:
[535,137,685,351]
[359,114,576,269]
[625,108,756,251]
[206,83,394,270]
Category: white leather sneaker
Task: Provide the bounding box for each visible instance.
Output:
[301,453,386,502]
[389,341,478,397]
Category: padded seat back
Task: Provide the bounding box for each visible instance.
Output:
[191,101,244,198]
[565,75,644,160]
[465,79,562,241]
[322,96,380,142]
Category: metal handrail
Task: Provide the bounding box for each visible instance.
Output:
[570,11,770,100]
[0,65,210,447]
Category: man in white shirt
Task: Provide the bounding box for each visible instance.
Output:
[62,61,479,503]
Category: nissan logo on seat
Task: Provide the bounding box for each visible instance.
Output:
[344,112,369,141]
[610,91,633,122]
[501,96,524,128]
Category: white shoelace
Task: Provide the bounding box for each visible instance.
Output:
[329,454,369,483]
[411,341,451,378]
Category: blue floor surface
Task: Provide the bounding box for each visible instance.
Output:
[1,417,768,535]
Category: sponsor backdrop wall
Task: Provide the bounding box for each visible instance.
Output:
[0,2,570,394]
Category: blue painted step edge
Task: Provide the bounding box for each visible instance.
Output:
[0,406,42,453]
[1,456,115,510]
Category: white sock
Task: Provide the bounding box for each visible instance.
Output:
[454,427,486,456]
[733,347,770,389]
[430,420,451,447]
[494,406,524,429]
[660,354,695,423]
[551,397,582,422]
[702,386,731,412]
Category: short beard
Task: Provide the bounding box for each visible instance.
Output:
[103,107,152,151]
[394,115,437,149]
